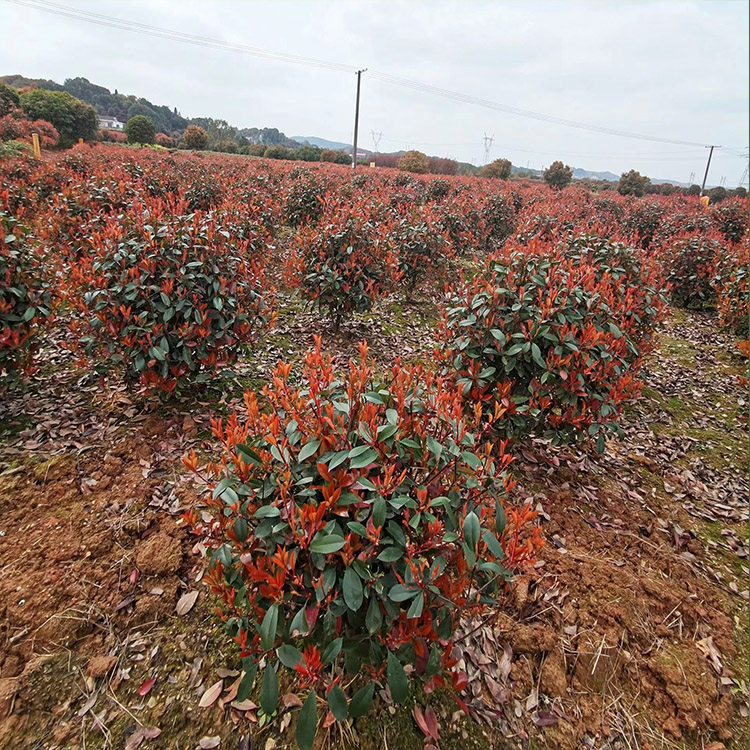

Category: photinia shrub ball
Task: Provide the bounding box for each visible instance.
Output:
[438,236,667,449]
[182,337,542,746]
[0,192,52,382]
[64,196,274,393]
[713,237,749,336]
[660,232,722,311]
[287,196,398,332]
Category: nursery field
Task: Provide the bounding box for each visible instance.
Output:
[0,145,748,750]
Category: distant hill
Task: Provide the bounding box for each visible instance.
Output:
[292,136,362,153]
[1,74,299,148]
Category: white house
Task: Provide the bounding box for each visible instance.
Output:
[98,115,124,130]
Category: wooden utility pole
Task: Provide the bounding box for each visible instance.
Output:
[700,145,719,194]
[351,69,366,169]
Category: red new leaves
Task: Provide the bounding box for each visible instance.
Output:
[287,195,398,331]
[438,233,668,448]
[183,337,542,739]
[61,195,274,393]
[0,192,52,381]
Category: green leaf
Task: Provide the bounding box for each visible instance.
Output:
[407,592,424,619]
[259,604,279,652]
[298,439,320,462]
[531,342,546,369]
[237,444,262,466]
[461,451,482,470]
[376,424,398,441]
[426,435,443,460]
[377,546,404,563]
[365,597,383,634]
[349,447,378,469]
[277,644,303,669]
[372,496,386,528]
[253,505,281,519]
[321,637,343,665]
[349,682,375,718]
[386,652,408,703]
[236,661,257,701]
[490,328,506,346]
[296,691,317,750]
[495,499,506,536]
[463,511,480,551]
[260,664,278,715]
[347,521,368,537]
[327,684,348,721]
[388,584,419,602]
[309,533,346,554]
[482,529,504,559]
[343,567,364,611]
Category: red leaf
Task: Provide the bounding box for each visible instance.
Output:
[452,670,469,691]
[413,705,430,737]
[138,676,156,696]
[305,606,320,632]
[423,707,439,741]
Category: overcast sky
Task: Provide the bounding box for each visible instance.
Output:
[1,0,747,184]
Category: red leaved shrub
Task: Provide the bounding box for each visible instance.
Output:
[183,337,542,738]
[0,191,52,382]
[438,234,667,448]
[287,196,398,331]
[0,114,59,149]
[63,196,274,393]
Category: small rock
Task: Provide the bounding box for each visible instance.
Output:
[510,624,557,654]
[86,655,117,679]
[540,650,568,698]
[182,416,198,437]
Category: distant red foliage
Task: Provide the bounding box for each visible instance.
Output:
[0,114,59,148]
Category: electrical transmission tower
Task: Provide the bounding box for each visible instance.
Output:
[738,161,749,188]
[483,133,494,165]
[688,171,695,184]
[371,130,383,152]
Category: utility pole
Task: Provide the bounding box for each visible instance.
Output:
[351,68,367,170]
[700,145,719,194]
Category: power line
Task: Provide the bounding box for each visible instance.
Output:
[3,0,724,150]
[367,70,710,148]
[3,0,357,73]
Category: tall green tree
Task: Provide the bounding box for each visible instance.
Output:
[618,169,650,197]
[0,83,20,116]
[19,89,97,147]
[480,158,512,179]
[125,115,156,144]
[543,160,573,190]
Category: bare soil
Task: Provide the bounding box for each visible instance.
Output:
[0,299,747,750]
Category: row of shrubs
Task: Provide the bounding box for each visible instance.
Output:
[2,145,747,389]
[2,145,747,745]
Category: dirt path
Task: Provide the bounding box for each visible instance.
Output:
[0,304,747,750]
